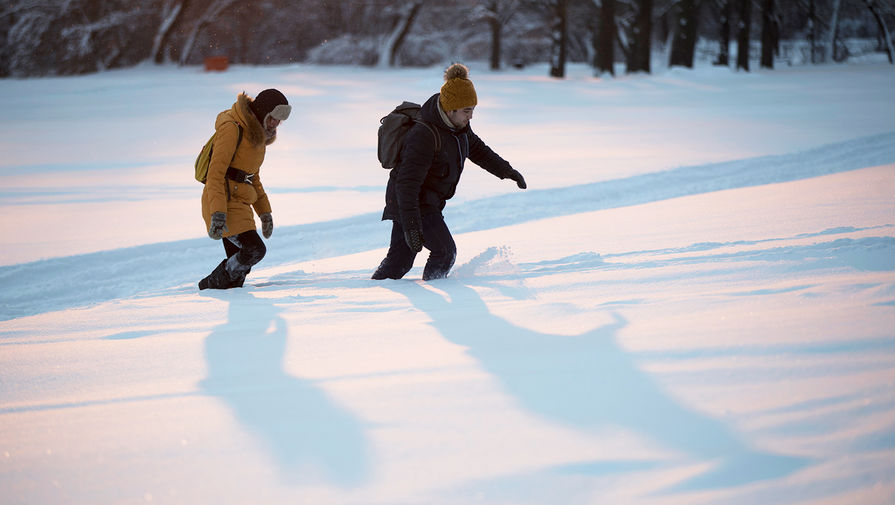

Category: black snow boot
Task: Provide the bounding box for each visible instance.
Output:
[371,256,412,280]
[231,267,251,288]
[225,254,252,288]
[198,259,232,290]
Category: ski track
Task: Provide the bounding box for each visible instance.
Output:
[1,131,894,321]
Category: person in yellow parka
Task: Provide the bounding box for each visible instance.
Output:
[199,88,291,290]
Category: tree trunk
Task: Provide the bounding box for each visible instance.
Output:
[391,1,422,67]
[808,0,816,63]
[736,0,751,71]
[180,0,237,66]
[151,0,186,64]
[550,0,568,78]
[863,0,894,63]
[825,0,841,63]
[629,0,653,73]
[615,14,634,70]
[377,1,423,68]
[760,0,776,68]
[597,0,616,75]
[715,0,732,65]
[669,0,699,68]
[489,16,502,70]
[481,0,518,71]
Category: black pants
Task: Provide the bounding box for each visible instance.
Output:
[373,213,457,281]
[223,230,266,267]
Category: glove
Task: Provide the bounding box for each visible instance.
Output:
[260,212,273,239]
[208,212,228,240]
[402,213,424,253]
[506,168,527,189]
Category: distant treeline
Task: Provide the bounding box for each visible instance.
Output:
[1,0,892,77]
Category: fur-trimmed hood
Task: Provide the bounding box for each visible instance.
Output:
[215,93,276,146]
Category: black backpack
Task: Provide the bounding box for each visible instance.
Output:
[378,101,440,169]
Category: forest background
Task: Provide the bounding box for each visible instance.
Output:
[2,0,894,79]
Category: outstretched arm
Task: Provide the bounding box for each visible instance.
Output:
[467,130,526,189]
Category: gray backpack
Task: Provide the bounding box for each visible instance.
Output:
[378,101,441,169]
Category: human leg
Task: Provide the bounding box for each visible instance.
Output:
[199,230,266,290]
[371,220,417,280]
[223,230,265,286]
[223,235,240,258]
[420,213,456,281]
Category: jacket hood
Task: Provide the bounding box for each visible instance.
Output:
[215,93,274,147]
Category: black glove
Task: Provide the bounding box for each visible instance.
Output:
[259,212,273,239]
[208,211,228,240]
[402,213,424,253]
[506,168,527,189]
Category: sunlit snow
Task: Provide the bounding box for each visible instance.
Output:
[1,60,894,505]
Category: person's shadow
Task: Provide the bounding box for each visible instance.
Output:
[385,278,808,491]
[199,291,368,487]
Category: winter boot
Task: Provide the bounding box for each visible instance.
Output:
[371,265,392,280]
[222,253,252,288]
[231,267,251,288]
[371,255,413,280]
[198,259,232,290]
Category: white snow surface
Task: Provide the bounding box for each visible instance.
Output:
[1,61,895,505]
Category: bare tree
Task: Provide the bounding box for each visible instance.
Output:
[377,0,424,68]
[615,0,653,73]
[151,0,188,64]
[1,0,144,76]
[2,1,56,76]
[715,0,733,65]
[549,0,569,77]
[736,0,752,70]
[595,0,617,75]
[760,0,778,68]
[63,10,133,71]
[825,0,842,62]
[179,0,238,65]
[632,0,654,72]
[476,0,520,70]
[863,0,894,63]
[808,0,817,63]
[2,0,890,77]
[669,0,700,68]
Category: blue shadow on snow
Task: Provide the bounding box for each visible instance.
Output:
[385,278,809,492]
[198,291,368,487]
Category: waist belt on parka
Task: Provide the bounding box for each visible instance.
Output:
[226,167,254,184]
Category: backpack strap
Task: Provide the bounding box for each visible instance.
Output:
[233,122,243,149]
[414,119,441,154]
[225,121,244,201]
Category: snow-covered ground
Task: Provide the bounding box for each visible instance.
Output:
[1,60,894,505]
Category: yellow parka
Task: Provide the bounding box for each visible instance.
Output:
[201,93,275,238]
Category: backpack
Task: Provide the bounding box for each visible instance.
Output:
[378,101,440,169]
[195,122,243,183]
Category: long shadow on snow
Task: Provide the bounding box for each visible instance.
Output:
[2,131,893,321]
[198,290,368,487]
[384,279,808,491]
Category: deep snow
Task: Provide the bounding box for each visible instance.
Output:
[1,60,894,505]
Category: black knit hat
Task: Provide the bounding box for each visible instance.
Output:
[250,88,291,123]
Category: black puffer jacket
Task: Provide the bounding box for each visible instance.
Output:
[382,93,514,223]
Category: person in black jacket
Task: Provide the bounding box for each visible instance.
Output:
[372,63,527,281]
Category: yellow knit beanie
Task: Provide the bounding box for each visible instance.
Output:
[439,63,477,111]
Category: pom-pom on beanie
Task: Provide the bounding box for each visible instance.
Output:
[439,63,477,112]
[249,88,291,124]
